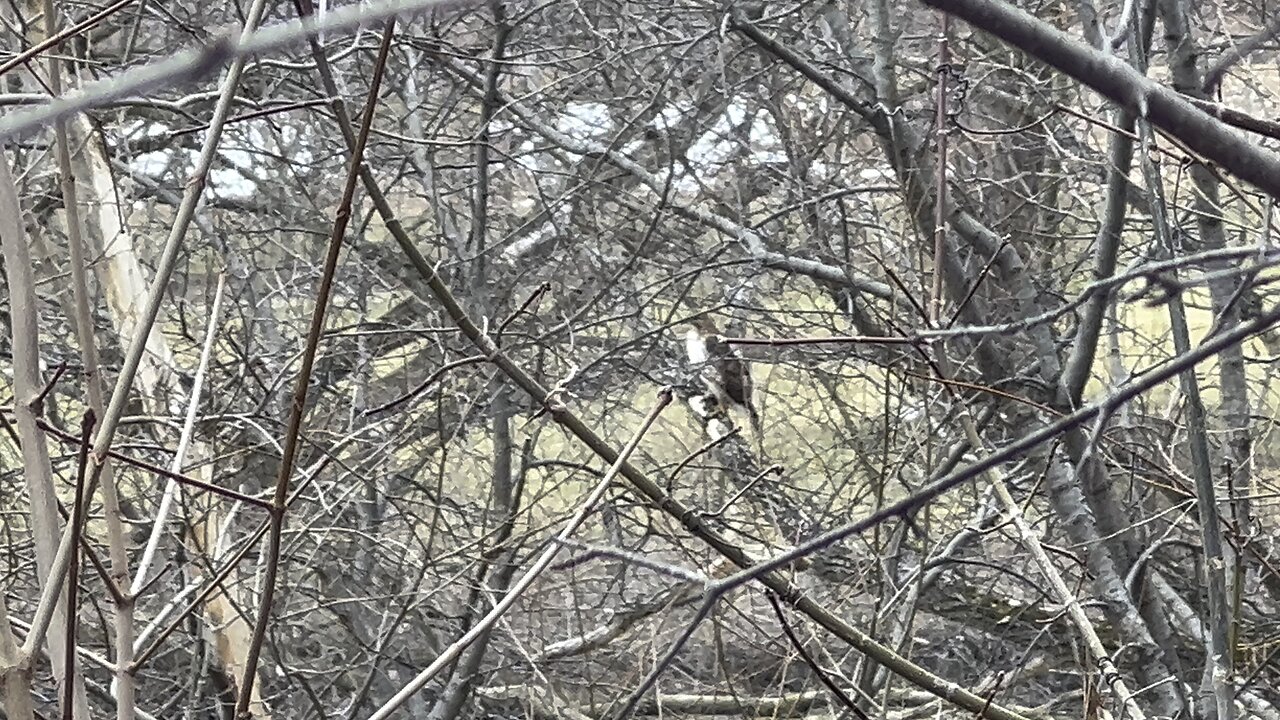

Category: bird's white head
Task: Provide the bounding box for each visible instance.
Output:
[685,326,709,364]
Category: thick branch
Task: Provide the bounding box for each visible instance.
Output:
[920,0,1280,199]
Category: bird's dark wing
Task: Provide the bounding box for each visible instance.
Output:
[717,355,752,407]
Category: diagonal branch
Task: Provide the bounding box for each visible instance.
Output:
[233,19,397,720]
[0,0,478,141]
[918,0,1280,199]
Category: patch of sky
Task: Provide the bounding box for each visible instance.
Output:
[556,101,613,142]
[128,118,318,200]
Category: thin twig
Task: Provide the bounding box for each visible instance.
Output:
[496,281,551,341]
[703,466,783,519]
[550,539,707,583]
[36,418,272,510]
[62,410,94,720]
[665,430,741,491]
[168,97,334,138]
[131,275,229,591]
[722,334,927,347]
[363,354,487,416]
[30,362,68,412]
[929,12,951,327]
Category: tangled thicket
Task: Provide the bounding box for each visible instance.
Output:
[2,1,1280,719]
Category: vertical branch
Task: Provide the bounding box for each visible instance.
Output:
[117,275,225,709]
[130,276,227,591]
[469,0,511,289]
[62,411,95,720]
[879,10,953,708]
[1131,59,1233,720]
[424,391,521,720]
[1056,101,1135,402]
[1157,0,1253,690]
[859,1,898,704]
[1059,0,1152,402]
[0,592,36,720]
[37,0,136,712]
[0,149,86,717]
[929,12,950,326]
[233,20,398,718]
[1147,2,1237,715]
[426,9,514,713]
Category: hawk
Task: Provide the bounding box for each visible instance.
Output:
[685,316,762,440]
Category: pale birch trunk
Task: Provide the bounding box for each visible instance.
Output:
[63,115,272,719]
[0,151,92,719]
[14,0,269,710]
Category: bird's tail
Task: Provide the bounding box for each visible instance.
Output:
[747,406,765,458]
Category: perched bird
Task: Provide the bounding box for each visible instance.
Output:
[685,316,762,441]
